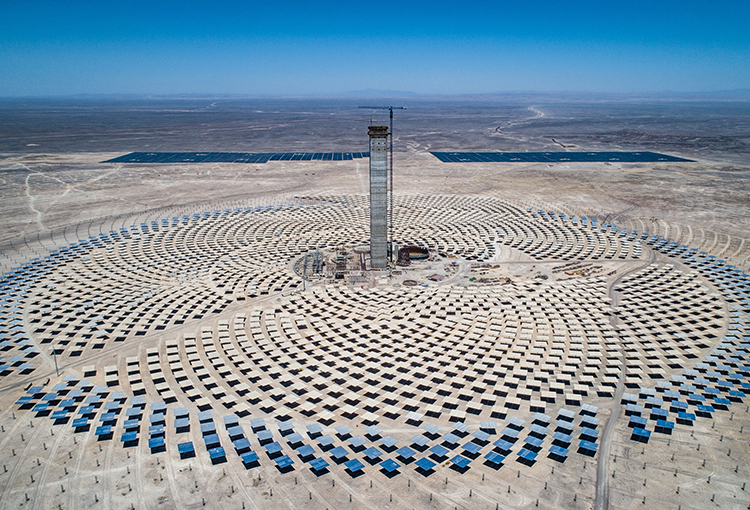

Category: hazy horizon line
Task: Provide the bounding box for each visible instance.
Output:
[1,88,750,101]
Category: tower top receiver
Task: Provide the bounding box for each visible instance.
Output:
[368,125,389,136]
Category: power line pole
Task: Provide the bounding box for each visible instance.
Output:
[52,344,59,376]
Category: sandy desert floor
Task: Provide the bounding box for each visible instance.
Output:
[0,97,748,509]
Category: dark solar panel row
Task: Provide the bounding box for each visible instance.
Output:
[103,152,370,164]
[430,151,693,163]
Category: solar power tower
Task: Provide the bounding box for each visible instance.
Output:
[368,125,389,268]
[359,106,406,264]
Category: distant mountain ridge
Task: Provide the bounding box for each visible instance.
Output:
[339,88,420,97]
[3,89,749,101]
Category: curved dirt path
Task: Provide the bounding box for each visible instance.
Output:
[595,248,655,510]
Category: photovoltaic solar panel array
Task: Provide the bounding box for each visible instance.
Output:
[430,151,693,163]
[103,152,370,164]
[104,151,694,164]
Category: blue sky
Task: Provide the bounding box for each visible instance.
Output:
[1,1,748,96]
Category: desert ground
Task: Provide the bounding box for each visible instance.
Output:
[0,97,748,509]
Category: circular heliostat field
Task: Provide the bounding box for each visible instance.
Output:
[0,194,747,509]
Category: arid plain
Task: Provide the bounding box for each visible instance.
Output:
[0,96,748,509]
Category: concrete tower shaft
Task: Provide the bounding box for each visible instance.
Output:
[368,125,389,268]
